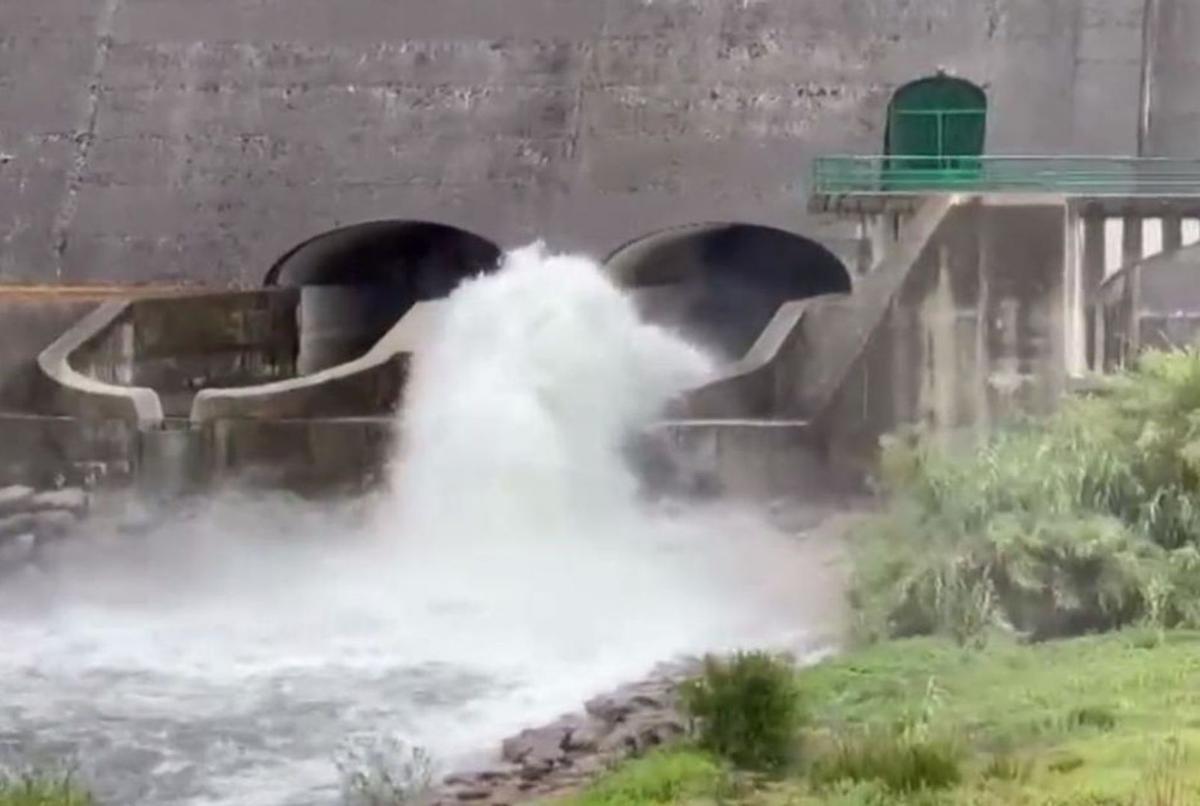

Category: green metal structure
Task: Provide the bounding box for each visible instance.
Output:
[811,155,1200,197]
[884,75,987,182]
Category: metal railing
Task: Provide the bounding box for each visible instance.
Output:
[811,155,1200,197]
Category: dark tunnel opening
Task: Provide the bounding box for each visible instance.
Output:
[605,223,851,360]
[265,221,502,372]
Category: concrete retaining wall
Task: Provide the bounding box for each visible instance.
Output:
[0,0,1156,286]
[0,292,124,413]
[68,289,301,417]
[0,413,136,488]
[817,198,1072,480]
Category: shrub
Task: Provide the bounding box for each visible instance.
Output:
[1066,705,1117,732]
[335,736,435,806]
[679,651,804,772]
[981,752,1033,783]
[852,348,1200,645]
[0,770,94,806]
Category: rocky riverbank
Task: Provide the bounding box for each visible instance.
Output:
[431,661,698,806]
[434,640,840,805]
[0,484,90,573]
[430,503,861,806]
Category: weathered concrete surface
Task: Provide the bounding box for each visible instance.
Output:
[37,300,165,428]
[202,416,393,496]
[0,0,1160,287]
[41,289,302,423]
[819,198,1072,480]
[191,300,444,422]
[1144,0,1200,157]
[1098,243,1200,368]
[0,290,151,412]
[0,413,135,488]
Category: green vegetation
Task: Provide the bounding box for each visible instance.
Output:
[562,633,1200,805]
[564,349,1200,805]
[566,750,733,806]
[0,771,93,806]
[852,348,1200,645]
[680,652,805,772]
[336,736,435,806]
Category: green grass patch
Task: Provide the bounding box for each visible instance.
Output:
[563,749,730,806]
[0,771,94,806]
[566,632,1200,805]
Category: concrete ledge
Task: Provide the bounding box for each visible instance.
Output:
[36,300,164,429]
[0,413,137,488]
[677,299,818,418]
[202,416,395,495]
[190,301,445,422]
[648,419,826,500]
[799,194,961,417]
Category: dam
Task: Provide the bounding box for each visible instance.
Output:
[5,0,1200,496]
[6,1,1200,803]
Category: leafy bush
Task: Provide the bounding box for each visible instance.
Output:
[853,348,1200,645]
[0,770,93,806]
[679,651,805,772]
[335,736,435,806]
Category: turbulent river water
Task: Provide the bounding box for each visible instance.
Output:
[0,245,839,805]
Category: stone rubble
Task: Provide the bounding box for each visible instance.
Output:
[430,661,702,806]
[0,483,89,575]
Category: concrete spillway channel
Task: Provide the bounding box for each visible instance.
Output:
[34,201,958,498]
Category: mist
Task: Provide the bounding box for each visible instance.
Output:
[0,245,837,805]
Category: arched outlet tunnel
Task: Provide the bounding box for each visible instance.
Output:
[265,220,501,373]
[606,224,852,361]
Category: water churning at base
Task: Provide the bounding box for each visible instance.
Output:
[0,244,833,806]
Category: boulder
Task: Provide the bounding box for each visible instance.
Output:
[29,488,88,517]
[0,513,37,540]
[599,714,685,756]
[501,724,570,766]
[443,767,517,787]
[0,532,36,567]
[453,788,491,801]
[0,485,34,517]
[563,721,603,753]
[33,510,78,540]
[584,682,671,724]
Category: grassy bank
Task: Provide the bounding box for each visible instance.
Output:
[852,349,1200,646]
[564,631,1200,805]
[567,349,1200,805]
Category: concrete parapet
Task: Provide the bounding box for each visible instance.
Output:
[647,419,826,500]
[36,300,164,429]
[190,300,444,422]
[677,300,815,419]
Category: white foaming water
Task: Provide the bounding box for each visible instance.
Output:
[0,244,837,805]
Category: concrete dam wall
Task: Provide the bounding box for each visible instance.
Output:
[1,0,1192,287]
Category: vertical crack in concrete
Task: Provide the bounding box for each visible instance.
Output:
[561,3,606,200]
[1137,0,1160,157]
[51,0,122,279]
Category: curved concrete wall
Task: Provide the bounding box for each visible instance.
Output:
[0,0,1162,286]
